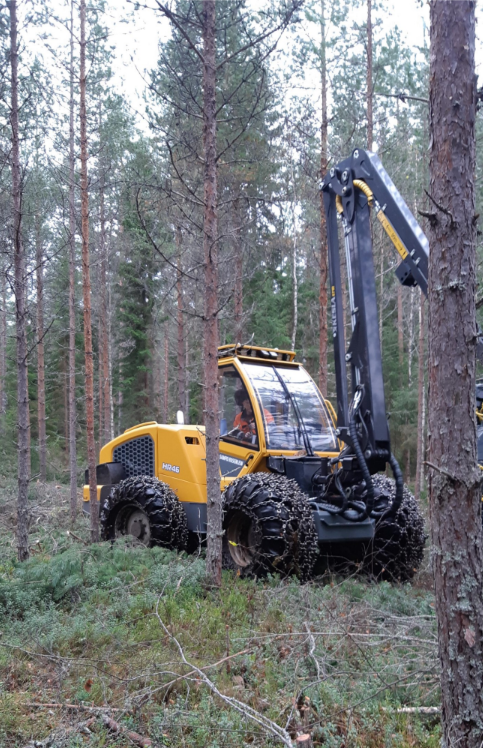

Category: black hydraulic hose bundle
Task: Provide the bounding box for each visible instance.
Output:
[313,386,404,522]
[388,453,404,516]
[348,386,375,517]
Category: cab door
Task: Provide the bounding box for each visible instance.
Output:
[218,364,260,483]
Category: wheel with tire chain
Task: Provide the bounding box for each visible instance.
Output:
[222,473,318,581]
[100,475,188,551]
[362,475,426,582]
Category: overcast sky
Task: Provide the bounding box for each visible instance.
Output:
[37,0,482,138]
[106,0,483,129]
[110,0,433,111]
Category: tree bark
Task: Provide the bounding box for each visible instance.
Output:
[35,215,46,481]
[318,0,328,397]
[428,3,483,744]
[68,0,78,523]
[99,165,111,445]
[366,0,373,151]
[185,332,190,420]
[415,292,425,503]
[80,0,99,542]
[397,282,403,370]
[202,0,222,587]
[9,0,30,562]
[164,328,169,422]
[176,226,185,415]
[0,265,7,427]
[289,138,298,352]
[407,288,415,386]
[233,198,243,345]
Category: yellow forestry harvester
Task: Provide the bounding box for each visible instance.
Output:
[84,149,431,581]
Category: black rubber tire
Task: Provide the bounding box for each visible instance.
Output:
[222,473,318,581]
[362,475,426,582]
[100,475,188,551]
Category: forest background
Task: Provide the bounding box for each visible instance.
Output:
[0,2,481,746]
[0,0,482,504]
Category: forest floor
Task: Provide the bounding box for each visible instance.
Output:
[0,478,441,748]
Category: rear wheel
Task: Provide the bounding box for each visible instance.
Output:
[100,476,188,551]
[222,473,318,581]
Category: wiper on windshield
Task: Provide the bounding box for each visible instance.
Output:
[272,367,315,457]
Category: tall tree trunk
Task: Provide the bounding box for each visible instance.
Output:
[414,292,425,503]
[176,227,185,415]
[318,0,328,397]
[35,216,46,481]
[98,309,103,443]
[407,288,415,386]
[428,3,483,744]
[164,328,169,422]
[68,0,78,523]
[406,288,415,482]
[80,0,99,543]
[289,140,298,352]
[185,332,190,420]
[99,169,111,445]
[0,266,7,427]
[9,0,30,562]
[397,282,403,370]
[378,239,384,341]
[233,198,243,344]
[203,0,222,586]
[366,0,373,151]
[153,334,161,421]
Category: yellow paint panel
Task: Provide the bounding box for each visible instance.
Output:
[83,485,102,503]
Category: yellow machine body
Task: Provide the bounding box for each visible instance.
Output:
[83,345,340,513]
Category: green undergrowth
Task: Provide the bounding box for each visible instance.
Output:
[0,483,440,747]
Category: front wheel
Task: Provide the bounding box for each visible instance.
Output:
[363,475,426,582]
[100,476,188,551]
[222,473,318,581]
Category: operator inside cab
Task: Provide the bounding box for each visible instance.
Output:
[233,387,274,439]
[233,388,256,435]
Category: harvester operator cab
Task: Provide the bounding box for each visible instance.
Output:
[218,348,338,457]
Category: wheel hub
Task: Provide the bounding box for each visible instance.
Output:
[227,511,259,567]
[115,505,151,545]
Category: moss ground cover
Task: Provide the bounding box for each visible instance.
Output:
[0,479,440,747]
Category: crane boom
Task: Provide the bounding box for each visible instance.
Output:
[320,148,430,514]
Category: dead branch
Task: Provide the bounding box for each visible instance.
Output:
[154,596,294,747]
[304,622,323,681]
[102,714,152,747]
[21,702,123,712]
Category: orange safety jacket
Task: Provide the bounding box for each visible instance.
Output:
[233,408,273,433]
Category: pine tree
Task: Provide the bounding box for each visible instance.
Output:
[428,2,483,743]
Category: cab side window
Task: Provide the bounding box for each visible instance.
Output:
[219,365,259,448]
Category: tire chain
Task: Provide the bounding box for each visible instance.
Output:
[222,473,318,581]
[363,475,426,582]
[100,475,188,551]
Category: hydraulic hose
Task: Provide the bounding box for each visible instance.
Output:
[388,453,404,516]
[348,387,375,517]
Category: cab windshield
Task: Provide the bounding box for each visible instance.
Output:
[241,363,337,453]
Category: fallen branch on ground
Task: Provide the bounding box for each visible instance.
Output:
[20,701,124,713]
[102,714,152,747]
[155,595,295,747]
